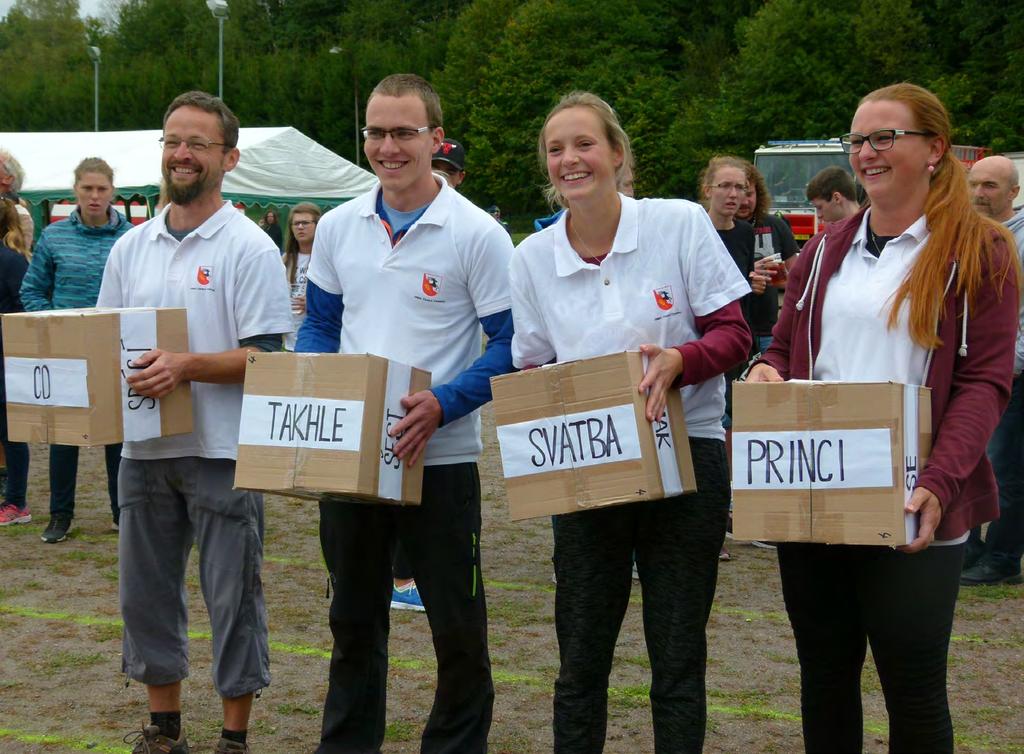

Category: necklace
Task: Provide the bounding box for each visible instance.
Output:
[569,217,610,264]
[867,225,886,257]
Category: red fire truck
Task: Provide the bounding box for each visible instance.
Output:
[754,140,989,245]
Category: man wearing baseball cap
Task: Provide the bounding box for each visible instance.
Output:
[432,138,466,189]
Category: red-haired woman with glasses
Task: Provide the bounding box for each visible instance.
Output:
[748,83,1019,752]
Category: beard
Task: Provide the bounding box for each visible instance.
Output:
[163,163,218,206]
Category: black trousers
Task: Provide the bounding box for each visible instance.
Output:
[316,463,493,754]
[552,437,730,754]
[777,541,965,753]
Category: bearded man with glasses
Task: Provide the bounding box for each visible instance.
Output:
[98,90,293,754]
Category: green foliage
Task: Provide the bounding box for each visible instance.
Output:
[0,0,1020,211]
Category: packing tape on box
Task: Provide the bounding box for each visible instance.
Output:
[4,356,89,407]
[378,361,411,501]
[652,406,683,496]
[238,394,365,450]
[119,310,164,441]
[902,384,920,542]
[641,353,684,496]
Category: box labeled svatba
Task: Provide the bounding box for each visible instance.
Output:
[234,352,431,504]
[490,351,696,521]
[731,380,931,546]
[2,307,192,445]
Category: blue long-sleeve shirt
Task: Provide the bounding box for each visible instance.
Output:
[296,280,514,426]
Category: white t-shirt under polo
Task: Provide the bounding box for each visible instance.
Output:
[97,201,294,460]
[307,177,514,465]
[814,212,930,385]
[510,195,750,441]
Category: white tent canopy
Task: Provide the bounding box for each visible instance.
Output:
[2,126,377,206]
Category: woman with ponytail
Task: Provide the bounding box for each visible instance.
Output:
[748,83,1019,752]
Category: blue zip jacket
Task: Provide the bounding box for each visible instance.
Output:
[21,206,132,310]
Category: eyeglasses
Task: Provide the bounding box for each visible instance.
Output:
[159,136,229,153]
[839,129,934,154]
[291,220,315,228]
[432,163,461,176]
[361,126,431,141]
[711,182,748,193]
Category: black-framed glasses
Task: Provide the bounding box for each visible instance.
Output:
[839,129,934,154]
[711,181,748,193]
[159,136,228,153]
[291,220,315,228]
[361,126,431,141]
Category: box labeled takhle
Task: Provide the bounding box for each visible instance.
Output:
[234,352,431,504]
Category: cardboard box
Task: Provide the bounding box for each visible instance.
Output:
[490,351,696,521]
[234,352,431,504]
[731,380,931,545]
[2,307,192,445]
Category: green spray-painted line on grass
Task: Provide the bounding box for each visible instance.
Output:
[4,602,1021,753]
[264,557,792,622]
[0,727,125,753]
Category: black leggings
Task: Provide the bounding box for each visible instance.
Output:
[552,437,730,754]
[777,541,965,753]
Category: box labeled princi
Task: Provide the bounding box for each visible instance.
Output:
[2,307,192,445]
[234,352,431,504]
[731,380,931,546]
[490,351,696,521]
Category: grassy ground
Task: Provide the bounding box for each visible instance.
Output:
[1,411,1022,753]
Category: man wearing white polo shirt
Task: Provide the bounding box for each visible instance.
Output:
[297,73,514,754]
[97,91,293,754]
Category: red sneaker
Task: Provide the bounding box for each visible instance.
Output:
[0,503,31,525]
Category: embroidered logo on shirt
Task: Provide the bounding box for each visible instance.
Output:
[190,265,216,293]
[653,286,674,311]
[421,273,442,298]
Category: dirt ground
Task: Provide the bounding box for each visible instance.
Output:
[1,407,1022,753]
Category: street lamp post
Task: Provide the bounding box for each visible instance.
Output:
[329,46,360,168]
[86,46,100,132]
[206,0,229,99]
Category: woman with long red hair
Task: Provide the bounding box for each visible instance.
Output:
[748,83,1019,752]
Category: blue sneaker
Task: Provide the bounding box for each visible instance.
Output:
[391,581,425,612]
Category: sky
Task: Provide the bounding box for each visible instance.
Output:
[0,0,108,20]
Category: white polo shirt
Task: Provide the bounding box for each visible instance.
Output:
[307,177,514,465]
[814,212,930,384]
[510,195,749,441]
[97,201,294,460]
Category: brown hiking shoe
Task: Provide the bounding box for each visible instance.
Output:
[123,724,189,754]
[214,737,251,753]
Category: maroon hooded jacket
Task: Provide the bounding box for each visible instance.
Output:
[757,208,1018,540]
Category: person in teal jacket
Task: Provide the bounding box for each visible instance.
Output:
[20,157,132,544]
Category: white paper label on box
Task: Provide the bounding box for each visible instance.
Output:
[642,354,683,495]
[378,362,411,500]
[119,310,163,441]
[902,384,920,542]
[239,395,365,450]
[652,408,683,496]
[4,357,89,407]
[732,428,893,490]
[497,403,642,478]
